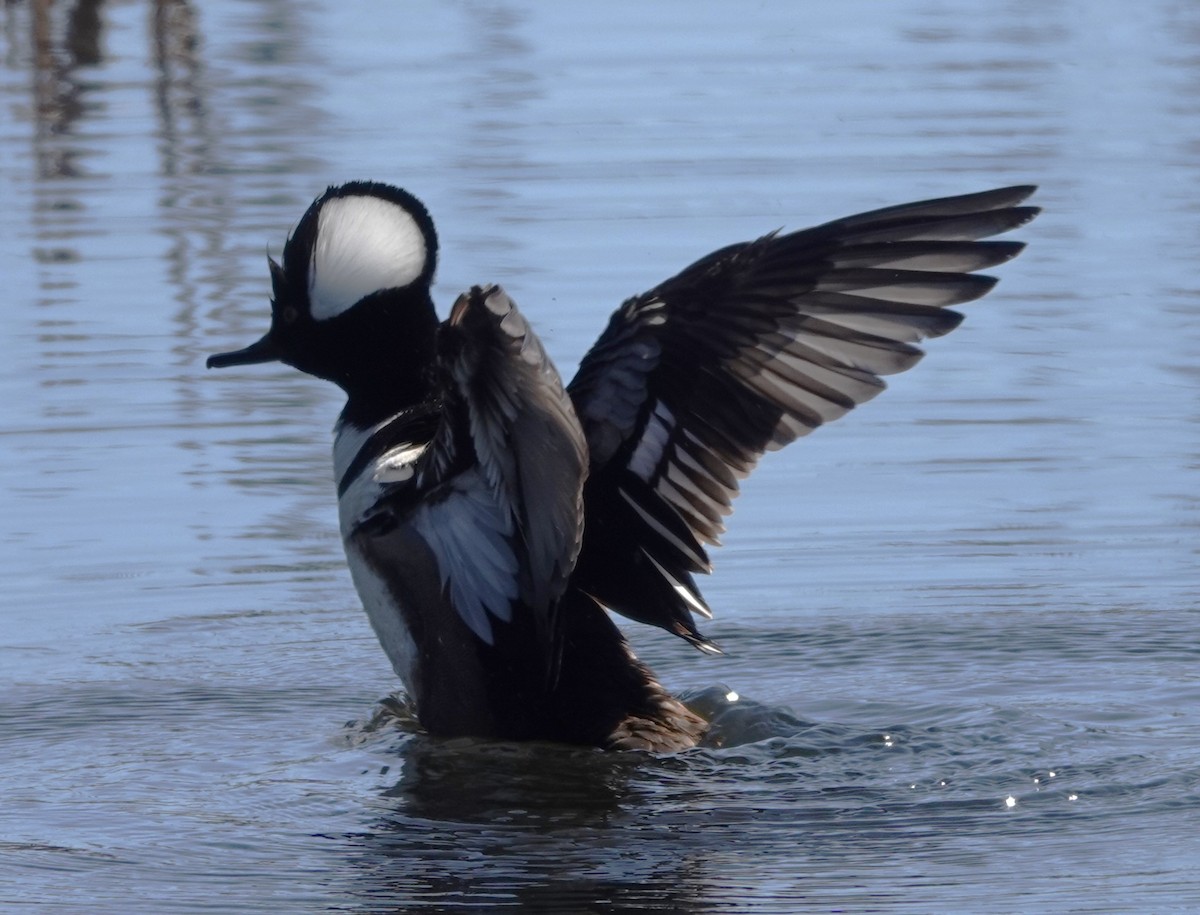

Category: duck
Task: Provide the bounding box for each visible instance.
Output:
[207,181,1039,751]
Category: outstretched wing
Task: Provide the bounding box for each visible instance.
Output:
[361,284,588,663]
[567,185,1039,649]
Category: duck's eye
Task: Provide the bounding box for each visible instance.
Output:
[278,304,299,325]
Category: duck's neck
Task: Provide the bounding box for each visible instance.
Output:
[336,291,441,431]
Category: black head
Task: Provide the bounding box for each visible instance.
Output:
[207,182,441,401]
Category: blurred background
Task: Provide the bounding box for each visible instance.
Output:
[2,1,1197,912]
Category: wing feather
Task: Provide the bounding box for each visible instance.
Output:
[568,185,1039,648]
[439,285,588,655]
[360,285,587,659]
[411,471,519,642]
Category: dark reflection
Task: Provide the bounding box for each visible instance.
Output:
[152,0,205,168]
[151,0,219,393]
[341,736,727,914]
[381,735,644,825]
[338,703,998,912]
[19,0,217,310]
[8,0,336,566]
[22,0,106,279]
[149,0,326,355]
[147,0,330,516]
[332,689,856,912]
[29,0,103,179]
[14,0,325,352]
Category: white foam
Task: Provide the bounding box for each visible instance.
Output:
[308,195,427,321]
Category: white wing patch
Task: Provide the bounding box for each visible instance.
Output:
[411,468,518,645]
[334,412,431,532]
[309,195,428,321]
[628,400,674,482]
[374,442,428,484]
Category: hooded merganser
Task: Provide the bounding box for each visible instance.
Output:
[208,181,1039,751]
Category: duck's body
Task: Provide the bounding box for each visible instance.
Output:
[208,181,1038,751]
[329,283,703,748]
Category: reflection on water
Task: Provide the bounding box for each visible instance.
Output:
[2,1,1199,912]
[353,742,721,913]
[29,0,103,181]
[339,637,1197,914]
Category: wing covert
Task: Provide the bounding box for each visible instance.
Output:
[360,284,588,656]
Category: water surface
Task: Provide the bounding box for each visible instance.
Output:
[2,2,1198,911]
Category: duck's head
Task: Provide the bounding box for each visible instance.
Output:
[207,182,440,398]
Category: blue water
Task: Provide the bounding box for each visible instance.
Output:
[2,1,1198,911]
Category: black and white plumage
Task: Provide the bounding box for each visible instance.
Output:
[208,181,1039,750]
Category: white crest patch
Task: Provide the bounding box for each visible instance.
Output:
[308,195,427,321]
